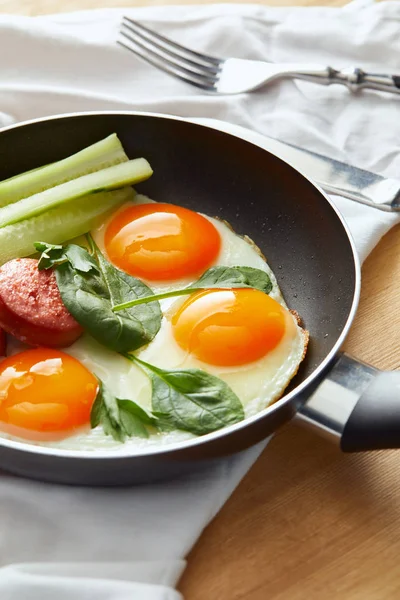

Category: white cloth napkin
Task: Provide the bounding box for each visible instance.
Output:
[0,0,399,598]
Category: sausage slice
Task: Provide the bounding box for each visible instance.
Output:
[0,328,5,356]
[0,258,82,348]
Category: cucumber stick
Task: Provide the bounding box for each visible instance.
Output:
[0,134,129,208]
[0,159,153,228]
[0,187,134,265]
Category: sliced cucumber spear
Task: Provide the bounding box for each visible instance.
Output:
[0,134,129,208]
[0,187,134,265]
[0,158,153,228]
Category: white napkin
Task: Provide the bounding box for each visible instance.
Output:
[0,1,399,598]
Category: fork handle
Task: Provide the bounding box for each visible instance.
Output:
[286,64,400,95]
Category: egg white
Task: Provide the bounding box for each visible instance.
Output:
[0,195,307,451]
[91,194,286,303]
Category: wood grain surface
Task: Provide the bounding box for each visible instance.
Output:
[1,0,399,598]
[0,0,351,16]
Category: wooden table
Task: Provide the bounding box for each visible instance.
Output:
[2,0,399,597]
[0,0,352,15]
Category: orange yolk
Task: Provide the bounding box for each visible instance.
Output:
[104,203,221,281]
[0,348,98,440]
[172,289,290,366]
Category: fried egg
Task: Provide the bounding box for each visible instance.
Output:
[0,195,307,451]
[0,347,98,441]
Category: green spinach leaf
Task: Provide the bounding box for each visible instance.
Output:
[91,380,157,441]
[129,356,245,435]
[35,241,97,273]
[191,265,272,294]
[112,265,272,312]
[36,239,162,353]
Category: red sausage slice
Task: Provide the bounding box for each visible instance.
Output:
[0,258,82,348]
[0,328,5,356]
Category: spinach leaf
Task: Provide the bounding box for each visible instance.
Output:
[91,380,157,441]
[190,265,272,294]
[130,356,245,435]
[34,241,97,273]
[112,265,272,312]
[36,239,162,353]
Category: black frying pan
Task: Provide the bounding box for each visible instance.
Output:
[0,112,396,486]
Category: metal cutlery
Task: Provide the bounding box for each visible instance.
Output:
[190,118,400,212]
[118,17,400,96]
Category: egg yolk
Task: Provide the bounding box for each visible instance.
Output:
[0,348,98,439]
[172,288,291,366]
[104,203,221,281]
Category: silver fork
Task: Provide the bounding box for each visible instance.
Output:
[118,17,400,96]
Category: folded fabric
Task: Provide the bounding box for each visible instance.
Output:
[0,0,399,598]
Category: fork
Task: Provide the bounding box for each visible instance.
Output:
[118,16,400,96]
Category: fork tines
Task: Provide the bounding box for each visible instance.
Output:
[118,17,221,91]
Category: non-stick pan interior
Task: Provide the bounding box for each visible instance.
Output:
[0,113,357,383]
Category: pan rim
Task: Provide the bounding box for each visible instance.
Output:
[0,110,361,460]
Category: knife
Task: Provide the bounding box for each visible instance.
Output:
[191,118,400,212]
[254,136,400,213]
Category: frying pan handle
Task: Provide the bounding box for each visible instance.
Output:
[297,353,400,451]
